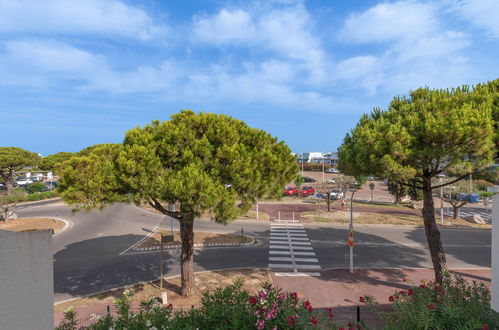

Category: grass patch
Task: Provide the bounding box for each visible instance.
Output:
[352,201,413,209]
[0,217,65,233]
[54,269,270,313]
[237,210,270,221]
[137,230,253,248]
[302,211,490,228]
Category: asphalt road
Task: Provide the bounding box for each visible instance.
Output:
[14,200,491,303]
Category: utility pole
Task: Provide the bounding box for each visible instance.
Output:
[322,156,325,183]
[348,189,356,274]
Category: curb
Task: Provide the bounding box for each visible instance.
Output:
[51,217,73,236]
[132,239,257,251]
[14,197,62,207]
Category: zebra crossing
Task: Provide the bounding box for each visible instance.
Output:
[443,209,492,223]
[269,220,321,277]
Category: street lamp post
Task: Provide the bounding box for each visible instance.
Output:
[322,157,325,183]
[348,188,357,274]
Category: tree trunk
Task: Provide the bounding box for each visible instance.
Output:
[394,196,401,205]
[422,178,447,284]
[180,218,195,297]
[453,206,459,219]
[326,196,331,212]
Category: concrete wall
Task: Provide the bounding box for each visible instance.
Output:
[492,190,499,312]
[0,230,53,330]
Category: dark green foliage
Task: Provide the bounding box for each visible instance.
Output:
[387,180,408,204]
[363,272,499,329]
[294,175,305,188]
[0,147,40,190]
[40,152,74,172]
[25,182,46,194]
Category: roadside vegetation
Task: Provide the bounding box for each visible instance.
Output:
[57,272,498,330]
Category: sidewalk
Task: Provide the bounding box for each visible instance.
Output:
[270,268,491,308]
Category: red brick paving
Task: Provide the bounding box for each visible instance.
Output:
[270,268,491,308]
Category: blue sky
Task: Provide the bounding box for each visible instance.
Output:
[1,0,498,156]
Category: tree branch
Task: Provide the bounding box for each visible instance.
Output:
[149,197,182,220]
[431,173,470,190]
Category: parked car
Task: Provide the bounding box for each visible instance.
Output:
[329,188,344,200]
[300,186,315,197]
[325,168,340,173]
[15,178,33,186]
[43,182,58,190]
[32,173,44,182]
[303,176,316,182]
[327,178,336,184]
[284,186,299,196]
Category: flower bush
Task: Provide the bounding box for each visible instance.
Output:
[361,272,499,329]
[57,278,364,330]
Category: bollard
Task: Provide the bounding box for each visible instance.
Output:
[356,305,360,322]
[292,211,295,221]
[278,211,280,221]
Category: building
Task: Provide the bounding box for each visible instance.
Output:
[299,152,339,166]
[297,152,323,163]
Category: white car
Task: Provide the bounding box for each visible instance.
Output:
[329,189,344,200]
[327,178,336,184]
[16,178,33,186]
[325,168,340,174]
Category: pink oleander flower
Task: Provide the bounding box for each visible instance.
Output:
[249,297,258,304]
[388,296,394,302]
[310,315,317,325]
[359,296,366,303]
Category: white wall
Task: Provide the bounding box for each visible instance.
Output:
[492,189,499,312]
[0,230,54,330]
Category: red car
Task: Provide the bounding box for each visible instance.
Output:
[284,186,299,196]
[300,186,315,197]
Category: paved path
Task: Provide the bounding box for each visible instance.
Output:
[269,220,321,277]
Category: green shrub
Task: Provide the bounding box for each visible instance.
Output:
[25,182,46,194]
[57,280,363,330]
[362,272,499,329]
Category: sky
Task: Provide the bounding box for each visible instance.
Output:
[1,0,498,156]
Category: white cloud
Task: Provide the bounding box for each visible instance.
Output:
[450,0,499,38]
[0,40,171,92]
[340,1,438,43]
[0,0,166,40]
[192,4,327,83]
[336,1,474,94]
[193,9,254,44]
[0,39,338,111]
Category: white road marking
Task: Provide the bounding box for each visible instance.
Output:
[268,221,321,277]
